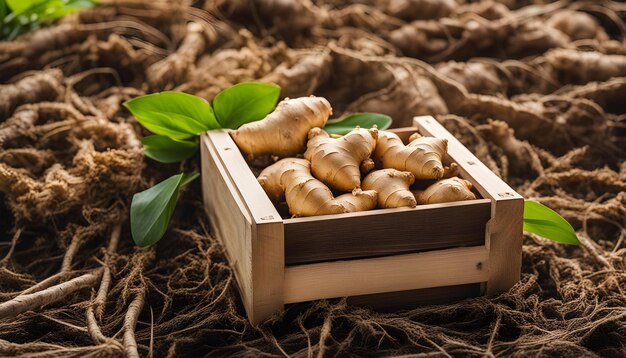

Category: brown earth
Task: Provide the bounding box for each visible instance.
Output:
[0,0,625,356]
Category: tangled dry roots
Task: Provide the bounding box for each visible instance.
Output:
[0,0,625,356]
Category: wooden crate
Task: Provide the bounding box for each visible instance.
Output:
[201,116,523,324]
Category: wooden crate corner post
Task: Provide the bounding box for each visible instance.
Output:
[413,116,524,296]
[201,131,285,324]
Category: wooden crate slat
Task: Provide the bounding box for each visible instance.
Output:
[483,199,523,295]
[284,199,491,265]
[414,116,524,297]
[389,127,419,142]
[414,116,522,201]
[202,132,285,324]
[251,222,284,322]
[201,133,255,313]
[283,246,488,303]
[205,130,282,224]
[346,283,482,312]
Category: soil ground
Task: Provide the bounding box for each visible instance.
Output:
[0,0,624,357]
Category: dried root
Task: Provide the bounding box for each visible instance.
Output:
[262,50,332,98]
[545,49,626,84]
[146,22,208,90]
[546,10,608,42]
[0,70,64,121]
[0,270,102,320]
[377,0,455,21]
[123,289,146,358]
[437,61,507,96]
[388,15,568,62]
[481,120,544,176]
[343,65,448,127]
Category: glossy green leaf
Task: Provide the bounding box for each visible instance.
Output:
[6,0,36,13]
[131,172,199,247]
[36,0,95,20]
[124,92,219,140]
[2,0,94,40]
[213,82,280,129]
[142,135,197,163]
[0,1,7,20]
[523,200,579,245]
[324,113,392,135]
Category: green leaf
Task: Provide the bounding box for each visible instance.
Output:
[213,82,280,129]
[131,172,200,247]
[124,92,220,140]
[36,0,95,20]
[0,1,7,20]
[324,113,392,135]
[6,0,37,13]
[523,200,579,245]
[142,135,197,163]
[2,0,94,40]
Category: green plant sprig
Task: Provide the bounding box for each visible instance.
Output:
[1,0,95,41]
[523,200,579,245]
[124,82,280,247]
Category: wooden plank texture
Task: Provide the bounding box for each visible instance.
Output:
[283,246,489,304]
[202,132,285,324]
[389,127,419,142]
[201,133,254,314]
[347,283,481,312]
[284,199,491,265]
[251,222,284,323]
[414,116,522,202]
[484,199,523,295]
[415,116,524,297]
[207,130,282,224]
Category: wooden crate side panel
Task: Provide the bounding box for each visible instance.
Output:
[250,222,284,324]
[414,116,522,201]
[284,199,491,265]
[414,116,524,296]
[283,246,488,303]
[206,131,282,224]
[346,283,482,312]
[201,133,254,314]
[485,198,523,295]
[204,131,285,324]
[389,127,419,142]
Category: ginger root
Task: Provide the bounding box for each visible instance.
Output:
[373,131,448,180]
[413,177,476,205]
[257,158,377,217]
[231,96,331,159]
[304,127,378,192]
[362,169,416,209]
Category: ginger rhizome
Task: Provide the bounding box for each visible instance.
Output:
[373,130,448,180]
[231,96,331,158]
[257,158,377,217]
[304,127,378,192]
[413,177,476,205]
[362,169,416,209]
[233,94,479,217]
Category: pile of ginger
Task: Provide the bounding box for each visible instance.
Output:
[231,95,477,217]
